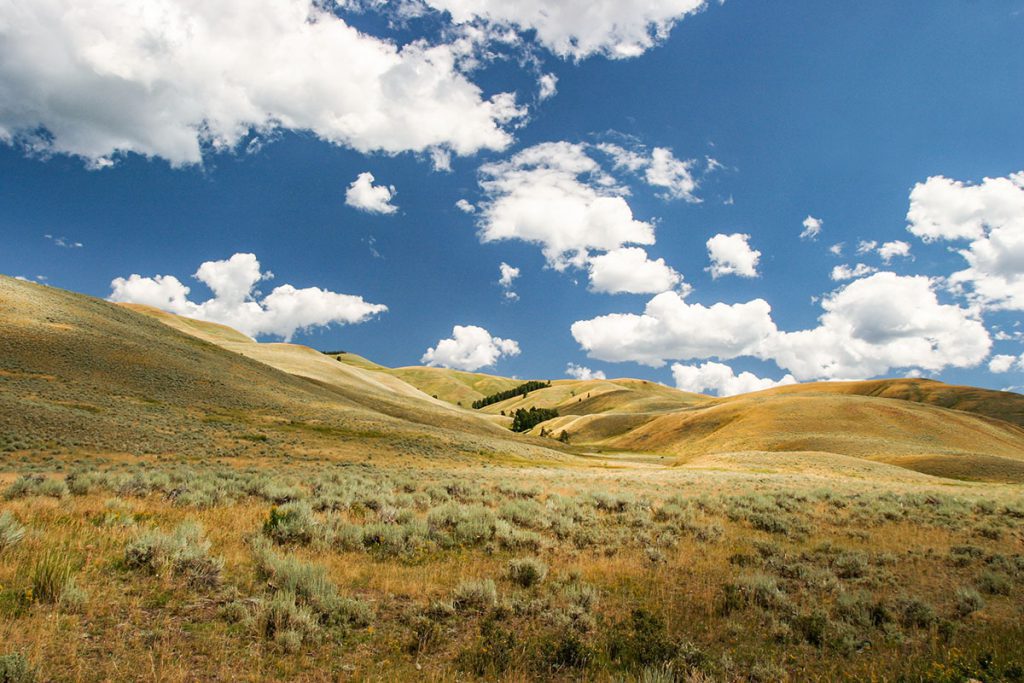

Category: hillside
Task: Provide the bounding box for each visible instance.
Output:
[0,276,567,464]
[602,391,1024,482]
[34,276,1024,484]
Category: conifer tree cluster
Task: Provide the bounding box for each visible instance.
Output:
[509,406,559,432]
[472,381,551,409]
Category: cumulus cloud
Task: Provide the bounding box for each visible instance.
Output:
[421,0,708,60]
[671,361,796,397]
[345,172,398,214]
[878,240,911,264]
[829,243,845,256]
[566,363,606,380]
[706,233,760,279]
[455,199,476,213]
[907,171,1024,310]
[800,216,822,241]
[498,262,520,300]
[989,354,1022,373]
[764,273,991,381]
[538,73,558,101]
[477,141,654,270]
[0,0,522,167]
[587,247,684,294]
[596,142,701,201]
[108,253,386,341]
[421,324,520,371]
[644,148,699,201]
[572,272,990,381]
[856,240,878,255]
[571,292,778,367]
[830,263,877,281]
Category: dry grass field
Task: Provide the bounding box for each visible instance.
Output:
[2,276,1024,682]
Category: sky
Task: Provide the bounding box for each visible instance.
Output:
[2,0,1024,396]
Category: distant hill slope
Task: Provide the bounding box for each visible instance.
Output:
[0,277,568,464]
[603,392,1024,482]
[478,378,705,416]
[752,378,1024,429]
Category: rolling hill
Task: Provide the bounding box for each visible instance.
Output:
[7,275,1024,483]
[0,276,568,464]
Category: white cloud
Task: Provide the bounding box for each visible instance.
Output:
[856,240,878,255]
[829,243,844,256]
[907,173,1024,242]
[706,233,760,279]
[455,199,476,213]
[566,363,606,380]
[671,361,795,397]
[0,0,522,167]
[477,141,654,270]
[878,240,911,264]
[989,354,1021,373]
[538,73,558,101]
[907,172,1024,310]
[571,292,778,367]
[765,273,991,381]
[596,142,700,201]
[800,216,822,241]
[572,272,990,381]
[645,147,698,201]
[421,324,520,371]
[587,247,683,294]
[44,234,83,249]
[109,253,386,341]
[830,263,877,281]
[422,0,708,60]
[498,262,520,300]
[345,172,398,214]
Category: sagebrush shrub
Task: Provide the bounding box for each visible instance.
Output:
[508,557,548,588]
[124,522,223,588]
[0,511,26,552]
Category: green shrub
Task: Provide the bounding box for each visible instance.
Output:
[257,591,322,650]
[607,609,679,669]
[124,522,223,588]
[0,512,26,552]
[263,502,317,545]
[508,558,548,588]
[977,571,1011,596]
[954,587,985,617]
[452,579,497,612]
[251,538,371,627]
[29,548,85,609]
[457,617,519,677]
[0,653,35,683]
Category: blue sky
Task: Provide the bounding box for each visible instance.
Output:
[2,0,1024,394]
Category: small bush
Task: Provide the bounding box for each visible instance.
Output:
[977,571,1011,596]
[0,653,35,683]
[263,502,318,545]
[897,597,936,629]
[453,579,497,612]
[29,548,85,609]
[607,609,679,669]
[251,538,371,627]
[124,522,223,588]
[508,558,548,588]
[0,512,26,552]
[954,587,985,617]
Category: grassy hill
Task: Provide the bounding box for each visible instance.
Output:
[0,276,567,465]
[604,391,1024,482]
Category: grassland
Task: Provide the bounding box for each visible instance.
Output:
[2,275,1024,681]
